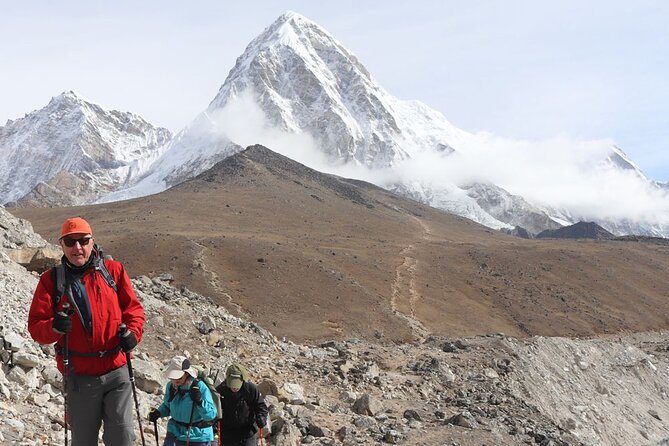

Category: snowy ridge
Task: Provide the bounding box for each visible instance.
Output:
[0,91,171,205]
[98,111,243,203]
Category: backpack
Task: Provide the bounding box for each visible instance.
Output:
[194,366,224,427]
[51,244,117,310]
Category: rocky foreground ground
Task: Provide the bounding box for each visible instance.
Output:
[2,208,669,445]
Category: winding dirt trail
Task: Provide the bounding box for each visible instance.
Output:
[389,214,432,341]
[192,240,249,318]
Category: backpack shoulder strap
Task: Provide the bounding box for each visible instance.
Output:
[51,265,67,311]
[95,257,118,292]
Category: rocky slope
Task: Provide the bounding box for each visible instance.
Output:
[2,204,669,445]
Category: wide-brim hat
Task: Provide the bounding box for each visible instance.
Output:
[164,356,197,380]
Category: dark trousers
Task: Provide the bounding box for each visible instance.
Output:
[221,435,256,446]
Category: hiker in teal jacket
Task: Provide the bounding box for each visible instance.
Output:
[149,356,217,446]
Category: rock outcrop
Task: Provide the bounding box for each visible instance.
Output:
[0,207,60,272]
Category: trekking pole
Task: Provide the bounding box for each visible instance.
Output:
[186,401,196,446]
[61,303,71,446]
[119,324,146,446]
[259,427,265,446]
[153,419,159,446]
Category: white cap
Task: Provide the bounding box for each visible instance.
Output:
[163,356,197,380]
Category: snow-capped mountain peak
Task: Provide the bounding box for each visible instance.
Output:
[604,145,646,179]
[0,91,171,206]
[4,12,667,237]
[213,10,371,89]
[99,12,668,237]
[205,11,465,168]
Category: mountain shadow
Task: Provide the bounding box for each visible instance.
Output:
[536,221,615,240]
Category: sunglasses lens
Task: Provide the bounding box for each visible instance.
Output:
[63,237,91,247]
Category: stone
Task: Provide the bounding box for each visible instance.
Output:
[281,382,305,403]
[42,366,62,390]
[2,331,25,352]
[258,379,280,398]
[403,409,422,421]
[30,392,51,406]
[445,411,478,429]
[13,352,40,368]
[131,358,164,394]
[352,393,383,416]
[197,315,216,334]
[383,429,402,444]
[307,422,330,437]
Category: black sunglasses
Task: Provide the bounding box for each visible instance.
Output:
[62,237,92,247]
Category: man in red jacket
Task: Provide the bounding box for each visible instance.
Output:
[28,217,145,446]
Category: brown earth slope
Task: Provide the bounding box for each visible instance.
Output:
[11,145,669,343]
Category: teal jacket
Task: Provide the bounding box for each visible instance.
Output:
[157,377,217,442]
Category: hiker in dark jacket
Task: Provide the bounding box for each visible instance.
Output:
[215,364,269,446]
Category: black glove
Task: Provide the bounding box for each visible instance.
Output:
[148,408,161,422]
[189,385,202,404]
[256,416,266,428]
[119,329,138,352]
[52,311,72,334]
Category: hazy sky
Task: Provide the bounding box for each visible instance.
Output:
[1,1,667,181]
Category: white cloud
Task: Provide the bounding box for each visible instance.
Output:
[207,90,390,182]
[207,89,669,227]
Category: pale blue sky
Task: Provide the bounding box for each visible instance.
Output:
[1,1,667,180]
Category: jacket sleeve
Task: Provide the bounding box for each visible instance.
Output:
[113,261,145,343]
[195,381,218,422]
[28,271,61,345]
[157,382,172,417]
[248,382,269,425]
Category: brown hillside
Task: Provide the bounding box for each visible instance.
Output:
[11,145,669,343]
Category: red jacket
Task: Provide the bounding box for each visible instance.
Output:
[28,258,145,376]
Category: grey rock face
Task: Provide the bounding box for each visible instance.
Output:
[0,208,60,272]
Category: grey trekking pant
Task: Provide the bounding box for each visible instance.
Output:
[67,365,135,446]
